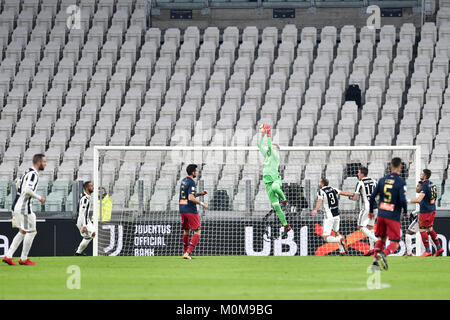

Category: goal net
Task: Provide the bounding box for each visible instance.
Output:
[92,145,422,257]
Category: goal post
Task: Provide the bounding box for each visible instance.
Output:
[92,145,421,257]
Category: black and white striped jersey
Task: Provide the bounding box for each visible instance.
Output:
[77,191,92,227]
[355,177,377,212]
[317,186,341,218]
[12,167,41,215]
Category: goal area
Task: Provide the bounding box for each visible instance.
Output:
[92,145,422,257]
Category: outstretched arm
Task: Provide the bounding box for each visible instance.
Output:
[257,135,267,157]
[265,125,273,155]
[258,125,268,156]
[339,191,355,197]
[409,193,425,204]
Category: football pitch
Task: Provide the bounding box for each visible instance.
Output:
[1,256,449,300]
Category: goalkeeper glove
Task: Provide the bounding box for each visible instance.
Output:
[264,125,271,138]
[259,124,266,135]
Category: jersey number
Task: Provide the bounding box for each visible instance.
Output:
[364,183,375,200]
[383,184,393,203]
[430,185,438,203]
[327,192,336,205]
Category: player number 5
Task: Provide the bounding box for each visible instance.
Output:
[383,184,392,203]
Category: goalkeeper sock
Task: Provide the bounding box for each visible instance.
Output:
[271,183,287,202]
[360,227,377,250]
[405,233,413,255]
[188,233,200,254]
[20,232,37,261]
[273,203,287,226]
[183,234,190,253]
[6,232,25,258]
[76,238,92,254]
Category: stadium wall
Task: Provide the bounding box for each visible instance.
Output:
[151,7,421,31]
[1,215,449,257]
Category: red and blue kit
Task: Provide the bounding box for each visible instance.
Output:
[179,177,200,230]
[419,180,437,228]
[369,172,408,241]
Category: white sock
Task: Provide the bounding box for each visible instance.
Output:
[76,238,92,254]
[405,233,413,255]
[326,235,345,252]
[429,235,436,250]
[326,236,340,243]
[361,227,377,250]
[20,232,37,261]
[6,232,25,258]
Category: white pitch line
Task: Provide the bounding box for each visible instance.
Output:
[144,274,391,290]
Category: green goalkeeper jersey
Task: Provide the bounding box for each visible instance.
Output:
[258,136,281,183]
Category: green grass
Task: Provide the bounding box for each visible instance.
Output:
[1,256,449,300]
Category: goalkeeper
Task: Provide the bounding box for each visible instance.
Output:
[258,124,292,237]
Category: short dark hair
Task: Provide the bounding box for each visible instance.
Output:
[83,181,92,189]
[321,178,329,186]
[391,157,402,168]
[186,164,198,176]
[423,169,432,179]
[32,154,45,164]
[359,166,368,177]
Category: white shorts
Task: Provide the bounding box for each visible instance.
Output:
[323,216,340,236]
[13,211,36,232]
[357,209,376,227]
[78,223,95,239]
[408,216,419,233]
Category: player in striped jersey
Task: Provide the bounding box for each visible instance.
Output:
[75,181,95,256]
[2,154,46,266]
[311,178,355,255]
[351,166,378,256]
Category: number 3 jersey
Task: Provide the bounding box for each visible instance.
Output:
[369,172,408,222]
[317,186,341,218]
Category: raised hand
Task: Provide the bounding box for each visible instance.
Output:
[264,124,271,138]
[259,124,266,136]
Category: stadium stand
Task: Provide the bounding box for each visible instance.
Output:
[0,0,449,212]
